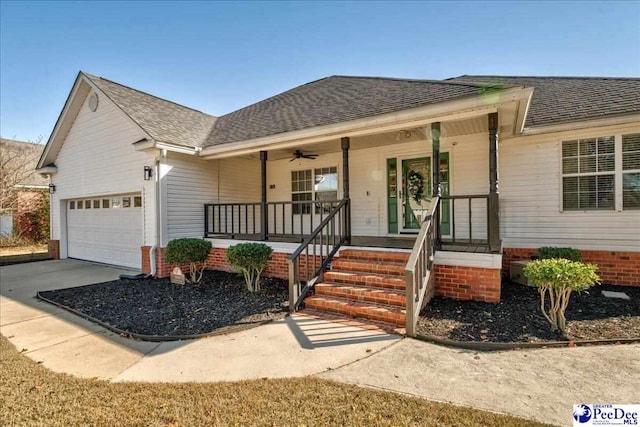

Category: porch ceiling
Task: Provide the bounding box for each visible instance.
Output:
[236,114,497,161]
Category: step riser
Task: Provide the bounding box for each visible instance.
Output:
[338,250,409,264]
[323,272,406,291]
[331,260,405,276]
[316,284,406,307]
[305,298,405,326]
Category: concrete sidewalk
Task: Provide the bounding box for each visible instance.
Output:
[321,337,640,426]
[3,259,639,426]
[0,260,400,380]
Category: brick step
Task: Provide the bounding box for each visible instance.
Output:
[323,271,406,291]
[315,283,406,307]
[331,259,406,276]
[304,296,405,326]
[338,249,410,264]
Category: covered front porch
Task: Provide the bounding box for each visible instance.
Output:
[202,112,503,255]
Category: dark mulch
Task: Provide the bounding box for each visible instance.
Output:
[417,282,640,343]
[38,270,289,337]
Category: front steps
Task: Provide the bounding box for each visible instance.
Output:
[303,249,409,327]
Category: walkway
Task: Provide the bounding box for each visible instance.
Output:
[2,260,639,426]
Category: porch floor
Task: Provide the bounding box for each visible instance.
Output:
[207,234,493,253]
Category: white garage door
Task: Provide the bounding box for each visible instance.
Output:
[67,194,143,269]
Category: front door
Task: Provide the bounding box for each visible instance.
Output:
[401,157,431,231]
[387,154,450,233]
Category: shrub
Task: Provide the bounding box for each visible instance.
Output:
[524,258,599,334]
[164,238,212,284]
[226,243,273,292]
[535,247,582,262]
[13,191,49,243]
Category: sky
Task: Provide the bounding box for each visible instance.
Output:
[1,1,639,143]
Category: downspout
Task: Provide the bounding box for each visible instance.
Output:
[150,149,166,277]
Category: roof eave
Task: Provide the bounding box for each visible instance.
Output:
[522,112,640,136]
[201,86,532,159]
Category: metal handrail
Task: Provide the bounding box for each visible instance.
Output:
[440,194,491,249]
[405,196,440,337]
[288,199,349,312]
[204,200,341,239]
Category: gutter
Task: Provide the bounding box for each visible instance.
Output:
[521,113,640,136]
[200,86,532,159]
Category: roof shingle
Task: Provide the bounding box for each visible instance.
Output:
[448,75,640,128]
[205,76,507,146]
[84,73,217,148]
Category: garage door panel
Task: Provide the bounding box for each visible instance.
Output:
[67,194,142,269]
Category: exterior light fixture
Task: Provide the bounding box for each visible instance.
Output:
[144,166,153,181]
[48,183,56,194]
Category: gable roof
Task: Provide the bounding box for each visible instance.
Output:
[447,75,640,128]
[204,76,510,147]
[83,73,217,148]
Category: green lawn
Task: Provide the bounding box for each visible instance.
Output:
[0,335,548,426]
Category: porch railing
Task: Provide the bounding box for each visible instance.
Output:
[405,196,440,337]
[288,199,349,312]
[441,194,493,251]
[204,200,342,240]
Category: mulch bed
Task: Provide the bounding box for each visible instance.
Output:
[38,270,289,338]
[417,282,640,343]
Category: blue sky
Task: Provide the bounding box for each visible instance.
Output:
[1,1,639,143]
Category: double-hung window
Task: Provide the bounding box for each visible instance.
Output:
[562,133,640,211]
[562,136,615,210]
[291,167,338,214]
[622,133,640,209]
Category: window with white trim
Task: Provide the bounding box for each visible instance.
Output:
[291,167,338,214]
[622,133,640,209]
[562,136,615,210]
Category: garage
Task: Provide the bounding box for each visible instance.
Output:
[67,193,143,268]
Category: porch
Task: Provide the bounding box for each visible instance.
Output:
[199,111,507,335]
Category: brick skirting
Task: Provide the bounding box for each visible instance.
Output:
[48,240,60,259]
[434,264,501,302]
[142,246,321,281]
[502,248,640,286]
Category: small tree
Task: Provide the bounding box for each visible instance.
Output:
[227,243,272,292]
[524,258,599,334]
[164,238,212,284]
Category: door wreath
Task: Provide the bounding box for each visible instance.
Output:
[407,170,425,203]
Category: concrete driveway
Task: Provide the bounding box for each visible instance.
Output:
[3,260,639,426]
[0,260,400,381]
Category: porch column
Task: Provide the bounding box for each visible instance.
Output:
[488,113,501,252]
[431,122,441,250]
[260,150,268,241]
[341,137,351,245]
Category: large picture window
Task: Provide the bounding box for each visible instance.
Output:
[291,167,338,214]
[562,136,615,210]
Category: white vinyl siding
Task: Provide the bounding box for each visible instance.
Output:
[50,88,157,258]
[164,153,260,243]
[500,122,640,252]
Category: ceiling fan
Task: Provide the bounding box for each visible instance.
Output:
[290,149,318,162]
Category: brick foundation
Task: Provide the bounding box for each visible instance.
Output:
[434,264,501,302]
[503,248,640,287]
[48,240,60,260]
[142,245,321,280]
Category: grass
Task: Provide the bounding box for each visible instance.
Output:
[0,335,548,427]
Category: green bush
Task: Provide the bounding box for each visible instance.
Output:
[524,258,599,334]
[164,238,212,284]
[226,243,273,292]
[535,247,582,262]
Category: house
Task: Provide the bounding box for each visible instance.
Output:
[0,138,48,237]
[36,72,640,333]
